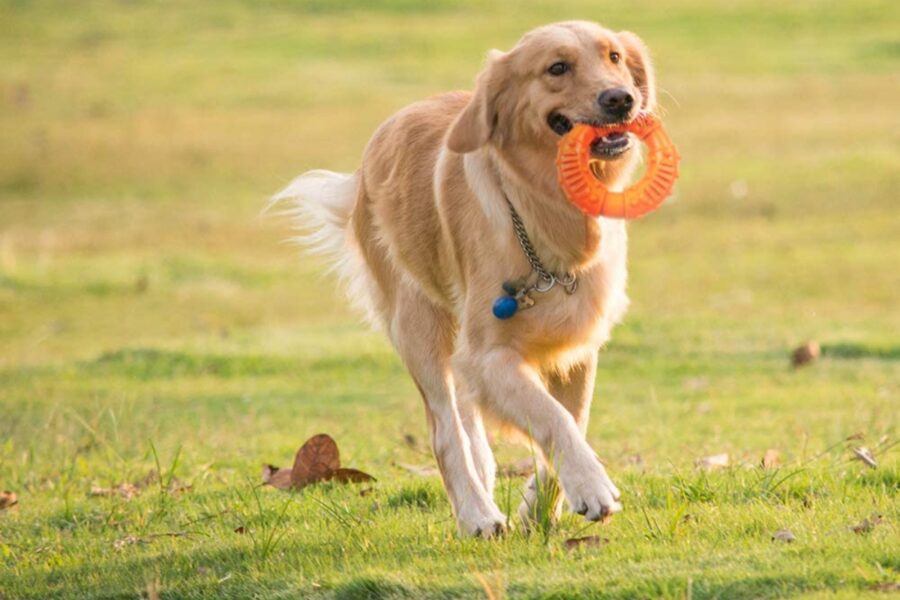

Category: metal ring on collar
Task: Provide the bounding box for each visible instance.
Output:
[533,274,556,293]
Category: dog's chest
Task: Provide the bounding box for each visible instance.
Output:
[513,253,629,361]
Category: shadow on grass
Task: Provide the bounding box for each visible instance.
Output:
[821,343,900,361]
[522,572,862,600]
[333,576,412,600]
[86,348,405,379]
[3,540,883,600]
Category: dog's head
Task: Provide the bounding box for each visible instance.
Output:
[447,21,656,164]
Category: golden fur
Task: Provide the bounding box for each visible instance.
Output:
[276,21,657,537]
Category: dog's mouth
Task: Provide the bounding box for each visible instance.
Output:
[547,111,632,159]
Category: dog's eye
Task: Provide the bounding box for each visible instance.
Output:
[609,52,621,64]
[547,62,570,76]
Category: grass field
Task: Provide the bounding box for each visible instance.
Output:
[1,0,899,598]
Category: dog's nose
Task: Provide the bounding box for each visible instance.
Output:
[598,88,634,118]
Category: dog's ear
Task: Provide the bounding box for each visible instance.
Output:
[617,31,656,113]
[447,50,509,154]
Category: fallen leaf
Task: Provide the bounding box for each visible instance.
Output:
[497,457,534,478]
[870,582,900,592]
[233,526,247,535]
[115,531,187,550]
[852,447,877,469]
[0,490,17,510]
[626,453,644,467]
[772,529,795,543]
[564,536,609,551]
[263,434,375,490]
[89,471,189,500]
[168,479,192,494]
[695,453,729,471]
[850,514,884,534]
[90,483,140,500]
[134,274,149,294]
[791,341,820,367]
[329,468,376,484]
[291,434,342,488]
[114,535,143,550]
[261,464,292,490]
[761,449,780,469]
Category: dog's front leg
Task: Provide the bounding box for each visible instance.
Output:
[518,352,598,525]
[474,348,621,522]
[455,378,496,496]
[389,290,505,538]
[418,380,506,538]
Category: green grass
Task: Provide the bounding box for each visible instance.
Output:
[1,0,898,597]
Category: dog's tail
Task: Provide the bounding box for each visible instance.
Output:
[271,169,358,261]
[270,170,379,325]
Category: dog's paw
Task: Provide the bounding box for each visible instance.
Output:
[457,504,507,539]
[559,459,622,522]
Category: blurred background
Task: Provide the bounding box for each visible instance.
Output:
[0,0,898,594]
[2,0,899,507]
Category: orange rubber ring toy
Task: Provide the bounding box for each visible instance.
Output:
[555,113,680,219]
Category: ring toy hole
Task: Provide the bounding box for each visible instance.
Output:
[555,113,681,219]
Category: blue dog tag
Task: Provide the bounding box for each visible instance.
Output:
[492,295,518,320]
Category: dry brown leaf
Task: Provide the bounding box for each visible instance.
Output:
[564,536,609,551]
[772,529,795,543]
[497,457,534,478]
[695,453,729,471]
[90,483,140,500]
[850,514,884,534]
[791,341,820,367]
[234,526,247,534]
[852,446,877,469]
[0,490,17,510]
[89,471,189,500]
[291,433,341,488]
[114,535,143,550]
[263,434,375,490]
[761,449,780,469]
[261,464,292,490]
[852,446,877,468]
[329,468,376,484]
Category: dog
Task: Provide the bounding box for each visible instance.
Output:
[274,20,656,537]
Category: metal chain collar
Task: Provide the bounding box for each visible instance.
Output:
[505,198,577,296]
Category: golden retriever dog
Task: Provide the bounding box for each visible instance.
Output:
[275,20,656,537]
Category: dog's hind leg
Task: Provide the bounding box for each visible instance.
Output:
[455,378,496,496]
[389,284,505,538]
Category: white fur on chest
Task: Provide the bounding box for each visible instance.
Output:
[511,219,629,364]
